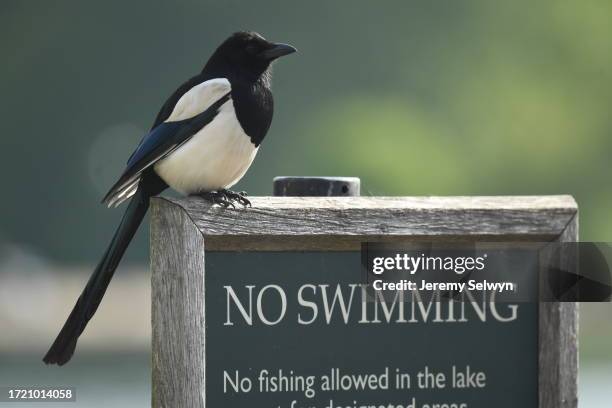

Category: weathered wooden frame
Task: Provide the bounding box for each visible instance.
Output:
[150,195,578,408]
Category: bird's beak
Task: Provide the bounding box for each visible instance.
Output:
[259,43,297,61]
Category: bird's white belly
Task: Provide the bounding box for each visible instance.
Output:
[154,100,258,194]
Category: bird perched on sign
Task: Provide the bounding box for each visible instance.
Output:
[43,31,296,365]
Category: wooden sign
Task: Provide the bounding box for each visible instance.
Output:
[150,196,577,408]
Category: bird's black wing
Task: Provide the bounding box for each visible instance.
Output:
[125,73,210,171]
[102,91,231,207]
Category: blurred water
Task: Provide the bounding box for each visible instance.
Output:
[580,364,612,408]
[0,353,149,407]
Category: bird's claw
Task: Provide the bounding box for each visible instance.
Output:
[222,189,252,207]
[197,189,251,208]
[197,191,234,208]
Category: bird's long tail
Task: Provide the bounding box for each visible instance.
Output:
[43,187,150,365]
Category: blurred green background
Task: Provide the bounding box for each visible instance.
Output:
[0,0,610,407]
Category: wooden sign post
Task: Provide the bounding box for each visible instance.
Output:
[150,178,577,408]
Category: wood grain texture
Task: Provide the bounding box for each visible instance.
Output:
[151,200,206,408]
[539,214,578,408]
[150,195,578,408]
[151,195,577,250]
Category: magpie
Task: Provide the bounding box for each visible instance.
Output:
[43,31,296,365]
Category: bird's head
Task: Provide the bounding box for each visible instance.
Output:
[206,31,296,80]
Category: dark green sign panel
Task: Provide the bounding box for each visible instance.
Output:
[205,252,537,408]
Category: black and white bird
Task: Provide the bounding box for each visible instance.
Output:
[43,31,296,365]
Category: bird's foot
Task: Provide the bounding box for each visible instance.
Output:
[197,189,251,208]
[221,189,251,208]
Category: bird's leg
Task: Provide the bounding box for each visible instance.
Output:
[195,189,250,208]
[219,189,251,207]
[196,191,235,208]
